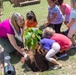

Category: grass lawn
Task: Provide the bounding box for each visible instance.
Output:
[2,0,48,26]
[1,0,76,75]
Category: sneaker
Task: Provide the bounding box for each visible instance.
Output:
[57,51,67,59]
[51,65,62,70]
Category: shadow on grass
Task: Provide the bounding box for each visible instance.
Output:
[59,48,76,61]
[9,48,76,73]
[10,52,32,72]
[22,63,32,72]
[10,53,21,64]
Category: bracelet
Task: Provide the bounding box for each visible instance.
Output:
[22,52,26,56]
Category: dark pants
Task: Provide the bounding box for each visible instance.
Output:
[61,29,69,36]
[0,37,23,53]
[48,23,62,33]
[0,37,23,67]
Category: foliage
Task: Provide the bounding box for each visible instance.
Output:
[24,27,42,50]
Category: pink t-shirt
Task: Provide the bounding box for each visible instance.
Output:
[0,19,15,37]
[50,33,71,51]
[60,3,71,15]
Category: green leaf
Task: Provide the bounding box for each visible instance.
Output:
[32,28,38,34]
[25,32,32,40]
[24,29,28,36]
[27,42,31,50]
[36,35,41,40]
[23,27,42,50]
[38,29,42,34]
[31,38,36,50]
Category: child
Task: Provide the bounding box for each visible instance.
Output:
[57,0,71,36]
[0,12,28,60]
[40,38,62,70]
[44,0,64,33]
[57,0,71,25]
[67,0,76,47]
[25,11,37,28]
[42,27,72,58]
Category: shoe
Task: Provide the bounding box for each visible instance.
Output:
[61,29,69,36]
[57,51,67,59]
[56,52,61,57]
[51,65,62,70]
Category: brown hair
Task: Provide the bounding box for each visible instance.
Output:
[42,27,55,38]
[57,0,63,5]
[11,12,25,33]
[49,0,57,4]
[51,0,57,2]
[26,11,37,23]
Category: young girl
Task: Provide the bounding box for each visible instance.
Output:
[0,12,28,60]
[44,0,64,33]
[57,0,71,25]
[40,38,62,70]
[42,27,72,58]
[67,0,76,47]
[25,11,37,28]
[57,0,71,36]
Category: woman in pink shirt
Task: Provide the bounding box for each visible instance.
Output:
[57,0,71,25]
[0,12,28,59]
[42,27,72,58]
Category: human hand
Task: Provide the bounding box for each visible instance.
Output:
[21,54,29,63]
[21,57,25,63]
[66,24,70,28]
[64,21,69,25]
[24,54,29,61]
[44,21,49,26]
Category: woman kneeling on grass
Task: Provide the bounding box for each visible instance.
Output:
[0,12,28,60]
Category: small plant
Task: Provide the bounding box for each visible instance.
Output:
[24,27,42,50]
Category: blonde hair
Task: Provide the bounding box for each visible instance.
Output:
[70,0,76,8]
[11,12,25,33]
[42,27,55,38]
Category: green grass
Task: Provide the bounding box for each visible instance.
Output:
[1,0,76,75]
[0,73,4,75]
[2,0,48,26]
[1,0,68,30]
[10,49,76,75]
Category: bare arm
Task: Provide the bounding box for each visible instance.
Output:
[47,11,50,21]
[44,12,57,26]
[7,34,28,59]
[21,29,25,46]
[49,13,57,23]
[67,18,75,28]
